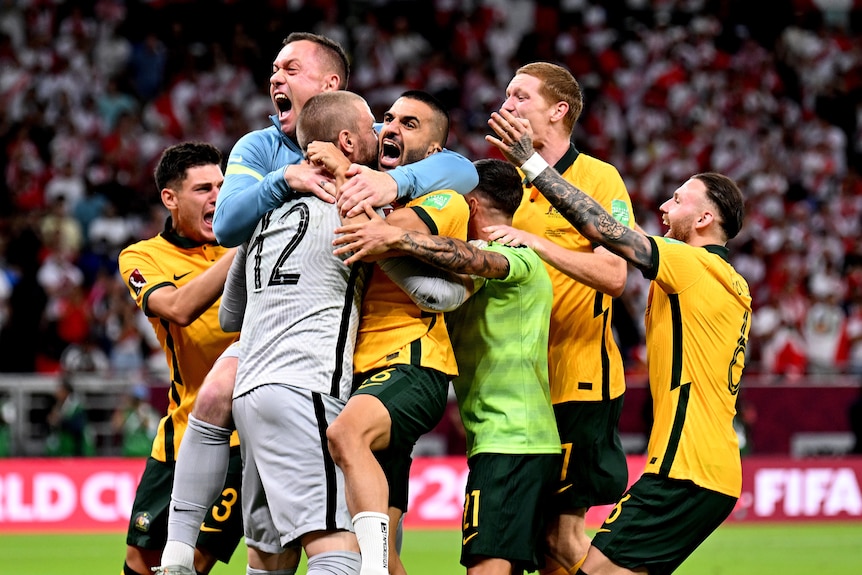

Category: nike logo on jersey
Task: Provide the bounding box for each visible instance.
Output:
[172,506,196,513]
[596,528,611,534]
[228,154,243,163]
[173,271,192,281]
[556,483,573,495]
[462,532,478,545]
[199,525,223,533]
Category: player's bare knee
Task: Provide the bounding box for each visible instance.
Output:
[192,365,237,425]
[326,419,350,464]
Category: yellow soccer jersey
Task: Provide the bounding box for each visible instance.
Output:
[118,224,239,462]
[354,190,469,376]
[513,147,634,404]
[641,238,752,497]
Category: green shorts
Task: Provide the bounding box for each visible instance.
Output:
[552,397,628,509]
[354,365,449,511]
[591,474,737,575]
[126,447,244,563]
[461,453,560,571]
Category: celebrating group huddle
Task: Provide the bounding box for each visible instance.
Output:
[118,32,751,575]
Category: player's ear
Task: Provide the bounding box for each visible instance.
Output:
[323,74,340,92]
[424,143,442,157]
[550,101,569,124]
[161,187,178,210]
[338,129,352,154]
[466,193,480,216]
[696,211,714,229]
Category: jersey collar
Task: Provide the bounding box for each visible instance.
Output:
[160,216,216,249]
[269,115,303,153]
[704,244,730,262]
[527,143,580,201]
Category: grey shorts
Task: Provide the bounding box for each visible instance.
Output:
[233,383,352,551]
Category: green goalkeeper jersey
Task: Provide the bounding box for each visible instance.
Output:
[447,242,561,458]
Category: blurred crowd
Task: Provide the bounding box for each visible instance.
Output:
[1,0,861,382]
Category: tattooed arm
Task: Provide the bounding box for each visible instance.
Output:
[486,109,654,272]
[333,203,510,279]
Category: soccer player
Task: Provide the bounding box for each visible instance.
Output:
[326,90,470,575]
[117,142,241,575]
[488,108,752,575]
[483,62,634,575]
[158,32,478,574]
[220,89,382,575]
[334,158,562,575]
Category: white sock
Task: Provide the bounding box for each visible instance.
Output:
[353,512,389,575]
[160,539,195,570]
[167,415,233,548]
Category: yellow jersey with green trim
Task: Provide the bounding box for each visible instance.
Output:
[641,237,752,497]
[353,189,469,376]
[512,148,634,404]
[118,221,240,462]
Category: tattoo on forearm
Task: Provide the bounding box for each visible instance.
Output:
[401,233,509,278]
[532,170,653,269]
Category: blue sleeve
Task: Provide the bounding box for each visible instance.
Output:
[213,130,298,247]
[389,149,478,200]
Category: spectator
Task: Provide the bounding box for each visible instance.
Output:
[802,290,847,374]
[40,194,84,255]
[111,383,159,457]
[43,160,87,211]
[45,377,94,456]
[128,31,167,102]
[0,394,11,456]
[59,332,110,373]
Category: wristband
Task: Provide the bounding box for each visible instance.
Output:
[520,152,549,182]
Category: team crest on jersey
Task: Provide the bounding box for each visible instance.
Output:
[611,200,631,226]
[128,268,147,296]
[133,511,152,532]
[420,194,451,210]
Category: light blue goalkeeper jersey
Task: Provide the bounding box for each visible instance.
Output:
[214,115,478,247]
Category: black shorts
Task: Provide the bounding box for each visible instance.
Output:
[354,365,449,511]
[552,397,628,509]
[591,474,737,575]
[125,447,244,563]
[461,453,560,572]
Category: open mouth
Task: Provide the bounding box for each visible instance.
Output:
[274,93,292,118]
[204,211,214,225]
[379,139,401,169]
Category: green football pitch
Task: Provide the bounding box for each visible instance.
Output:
[2,523,861,574]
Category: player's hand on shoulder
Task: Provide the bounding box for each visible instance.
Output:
[485,224,536,249]
[333,203,398,265]
[283,161,335,203]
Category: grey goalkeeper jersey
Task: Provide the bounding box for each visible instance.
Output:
[228,196,366,401]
